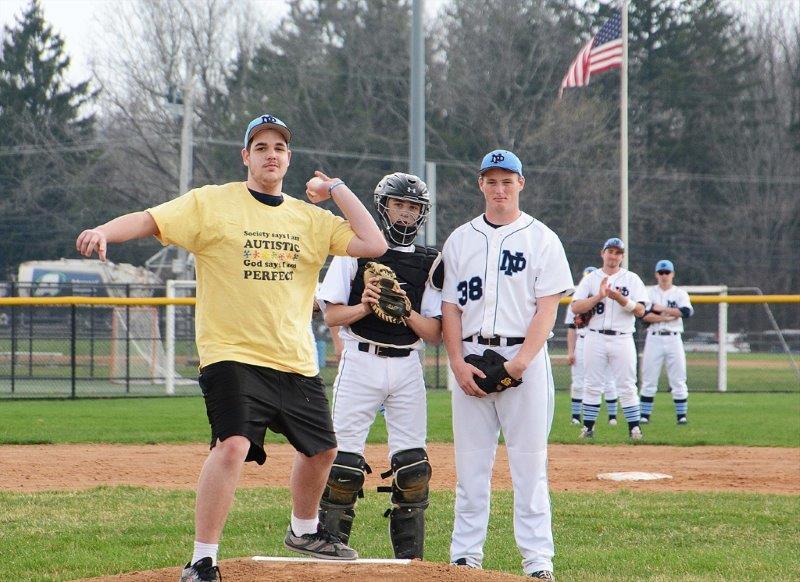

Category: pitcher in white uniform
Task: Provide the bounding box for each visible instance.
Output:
[565,266,619,426]
[571,238,649,440]
[442,149,573,580]
[639,259,694,424]
[316,172,442,559]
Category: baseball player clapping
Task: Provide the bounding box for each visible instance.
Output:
[570,238,649,440]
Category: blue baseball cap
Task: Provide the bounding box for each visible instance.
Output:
[656,259,674,272]
[479,149,523,177]
[603,237,625,251]
[244,114,292,148]
[582,266,597,278]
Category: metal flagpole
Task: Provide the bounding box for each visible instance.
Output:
[620,0,629,268]
[410,0,425,179]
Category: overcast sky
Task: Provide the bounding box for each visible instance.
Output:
[1,0,797,87]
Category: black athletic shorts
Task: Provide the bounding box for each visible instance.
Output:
[198,360,337,465]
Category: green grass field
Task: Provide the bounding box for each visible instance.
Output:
[2,346,798,395]
[2,391,798,447]
[2,488,798,582]
[1,390,799,580]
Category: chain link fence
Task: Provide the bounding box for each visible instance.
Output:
[0,284,797,398]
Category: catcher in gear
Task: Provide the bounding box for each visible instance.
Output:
[316,172,443,559]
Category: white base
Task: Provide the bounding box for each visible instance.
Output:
[252,556,412,565]
[597,471,673,481]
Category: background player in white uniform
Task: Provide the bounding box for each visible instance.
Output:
[442,149,573,580]
[565,266,619,425]
[316,172,442,559]
[640,259,694,424]
[571,238,649,440]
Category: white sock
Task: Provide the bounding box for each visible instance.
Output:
[191,541,219,566]
[291,513,319,536]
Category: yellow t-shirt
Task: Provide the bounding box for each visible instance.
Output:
[147,182,355,375]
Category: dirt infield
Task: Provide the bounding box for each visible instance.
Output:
[3,442,796,582]
[2,442,798,494]
[81,558,532,581]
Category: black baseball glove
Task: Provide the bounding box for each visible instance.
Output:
[573,308,594,329]
[363,261,412,325]
[463,349,522,394]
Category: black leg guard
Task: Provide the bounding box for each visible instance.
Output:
[378,448,431,559]
[319,452,370,544]
[319,503,356,544]
[388,505,425,559]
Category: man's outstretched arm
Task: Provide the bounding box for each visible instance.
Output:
[76,211,160,261]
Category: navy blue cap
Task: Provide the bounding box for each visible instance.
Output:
[603,237,625,251]
[479,149,523,177]
[244,114,292,148]
[656,259,674,272]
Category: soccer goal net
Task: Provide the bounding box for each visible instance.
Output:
[110,306,171,383]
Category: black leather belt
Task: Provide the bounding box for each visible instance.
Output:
[358,342,412,358]
[652,331,679,336]
[463,335,525,347]
[588,329,628,336]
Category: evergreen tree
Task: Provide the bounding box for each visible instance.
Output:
[0,0,97,276]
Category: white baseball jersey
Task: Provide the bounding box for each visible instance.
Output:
[442,213,574,337]
[646,285,693,333]
[317,246,442,349]
[572,268,649,333]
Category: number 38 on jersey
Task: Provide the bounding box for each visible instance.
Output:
[457,276,483,305]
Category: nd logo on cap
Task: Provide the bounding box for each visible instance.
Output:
[479,149,523,177]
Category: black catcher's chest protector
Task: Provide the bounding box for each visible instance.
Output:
[348,246,438,346]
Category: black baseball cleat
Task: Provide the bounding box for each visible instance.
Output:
[677,416,688,425]
[179,557,220,581]
[529,570,555,580]
[284,524,358,560]
[452,557,478,568]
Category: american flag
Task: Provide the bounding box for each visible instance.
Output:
[559,11,623,97]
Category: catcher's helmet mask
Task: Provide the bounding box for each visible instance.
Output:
[374,172,430,246]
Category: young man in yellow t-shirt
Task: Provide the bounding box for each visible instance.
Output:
[76,114,387,581]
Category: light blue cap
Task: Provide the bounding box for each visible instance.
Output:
[582,266,597,278]
[479,149,523,176]
[244,114,292,148]
[603,237,625,250]
[656,259,674,272]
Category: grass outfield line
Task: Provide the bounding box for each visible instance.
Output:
[1,487,797,581]
[1,349,797,394]
[1,391,798,447]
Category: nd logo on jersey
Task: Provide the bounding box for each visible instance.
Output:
[500,250,526,276]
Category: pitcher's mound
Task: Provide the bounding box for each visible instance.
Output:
[80,557,530,581]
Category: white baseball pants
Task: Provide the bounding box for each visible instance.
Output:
[331,340,427,458]
[450,341,554,574]
[640,333,688,399]
[570,335,618,400]
[582,331,638,409]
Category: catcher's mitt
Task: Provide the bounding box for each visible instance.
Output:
[364,261,412,325]
[573,308,594,329]
[463,349,522,394]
